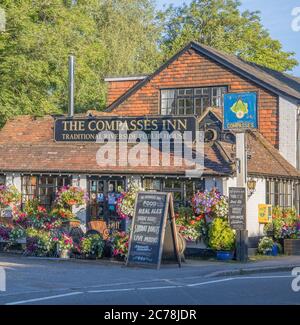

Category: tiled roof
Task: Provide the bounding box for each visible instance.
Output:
[0,115,230,175]
[106,41,300,111]
[0,115,299,179]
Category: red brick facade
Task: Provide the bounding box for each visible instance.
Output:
[107,49,279,147]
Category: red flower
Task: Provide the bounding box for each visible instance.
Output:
[37,206,46,213]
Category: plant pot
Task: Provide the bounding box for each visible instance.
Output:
[216,251,234,261]
[284,239,300,255]
[271,244,278,256]
[59,249,70,259]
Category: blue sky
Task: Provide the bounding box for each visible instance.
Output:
[157,0,300,76]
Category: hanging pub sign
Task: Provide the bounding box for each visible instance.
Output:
[228,187,246,230]
[223,92,258,131]
[54,115,197,142]
[258,204,272,224]
[126,192,181,269]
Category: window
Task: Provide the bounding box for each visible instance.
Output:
[0,175,5,185]
[142,178,205,208]
[161,86,227,116]
[21,175,71,208]
[266,180,294,208]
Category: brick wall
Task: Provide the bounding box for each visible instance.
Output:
[108,49,279,147]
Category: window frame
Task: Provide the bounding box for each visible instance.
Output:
[160,86,228,116]
[21,175,71,209]
[266,179,294,209]
[142,177,205,208]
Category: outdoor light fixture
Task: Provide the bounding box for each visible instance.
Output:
[247,178,257,197]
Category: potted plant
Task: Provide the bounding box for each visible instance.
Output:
[264,207,300,255]
[208,218,235,260]
[257,237,276,256]
[80,234,105,259]
[54,233,73,259]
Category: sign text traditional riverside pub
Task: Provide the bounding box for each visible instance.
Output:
[54,116,197,142]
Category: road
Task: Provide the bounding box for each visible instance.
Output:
[0,255,299,305]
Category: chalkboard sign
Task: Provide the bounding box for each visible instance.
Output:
[126,192,181,269]
[229,187,246,230]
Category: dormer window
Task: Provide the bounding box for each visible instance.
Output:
[160,86,227,116]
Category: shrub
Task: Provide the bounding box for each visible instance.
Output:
[208,218,235,251]
[80,234,104,258]
[25,228,55,256]
[111,231,129,258]
[258,237,274,255]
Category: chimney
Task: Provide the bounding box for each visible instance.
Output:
[68,55,75,117]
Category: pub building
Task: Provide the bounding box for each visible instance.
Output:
[0,41,300,248]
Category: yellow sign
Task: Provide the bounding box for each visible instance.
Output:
[258,204,272,224]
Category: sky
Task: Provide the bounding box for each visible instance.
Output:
[157,0,300,76]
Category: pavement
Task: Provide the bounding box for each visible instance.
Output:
[0,254,299,305]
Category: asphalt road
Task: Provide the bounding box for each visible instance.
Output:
[0,255,299,305]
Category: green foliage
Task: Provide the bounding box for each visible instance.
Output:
[257,237,274,255]
[24,198,43,215]
[25,228,55,256]
[80,234,105,258]
[0,185,21,209]
[0,0,161,127]
[159,0,298,72]
[8,226,25,243]
[264,206,300,240]
[0,0,297,129]
[208,218,235,251]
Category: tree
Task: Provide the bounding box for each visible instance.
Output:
[159,0,298,72]
[0,0,161,127]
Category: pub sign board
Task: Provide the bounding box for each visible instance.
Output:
[126,192,181,269]
[228,187,246,230]
[223,92,258,131]
[54,115,197,142]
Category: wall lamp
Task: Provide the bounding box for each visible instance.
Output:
[247,178,257,197]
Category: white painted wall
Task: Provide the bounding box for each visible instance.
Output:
[205,177,223,192]
[246,178,266,238]
[126,176,142,189]
[5,173,21,192]
[279,96,298,168]
[72,175,87,224]
[221,176,266,238]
